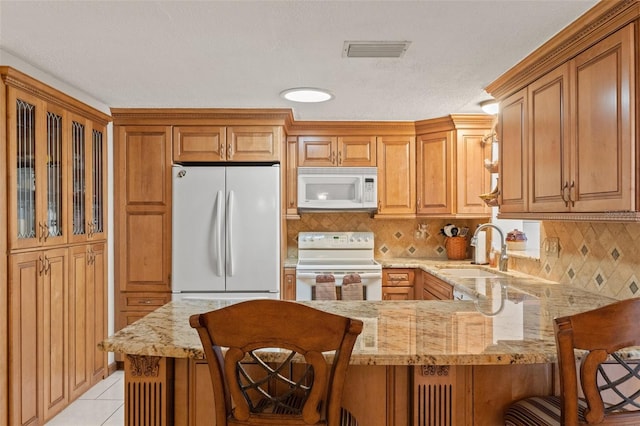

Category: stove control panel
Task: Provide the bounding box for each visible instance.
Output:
[298,232,374,249]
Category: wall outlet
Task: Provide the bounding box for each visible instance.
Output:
[545,237,560,257]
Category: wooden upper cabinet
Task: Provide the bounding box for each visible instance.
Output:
[499,89,528,213]
[173,126,226,162]
[499,23,635,217]
[417,131,453,215]
[298,136,337,166]
[173,125,280,162]
[67,113,108,244]
[416,115,492,217]
[115,125,172,293]
[227,126,280,161]
[376,135,415,216]
[298,135,376,167]
[8,87,65,250]
[528,64,570,212]
[338,136,377,166]
[569,24,634,212]
[455,129,491,216]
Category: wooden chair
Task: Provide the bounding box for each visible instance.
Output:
[505,298,640,425]
[189,299,363,425]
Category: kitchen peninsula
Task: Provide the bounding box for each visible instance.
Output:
[100,263,619,426]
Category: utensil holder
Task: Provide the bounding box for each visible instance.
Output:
[445,236,467,260]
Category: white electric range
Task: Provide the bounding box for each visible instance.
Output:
[295,231,382,300]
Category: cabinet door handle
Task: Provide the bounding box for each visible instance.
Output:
[568,180,575,207]
[220,142,225,158]
[331,151,336,164]
[42,255,50,274]
[338,151,342,165]
[38,222,45,242]
[562,182,569,206]
[39,255,45,275]
[43,223,50,241]
[227,143,233,159]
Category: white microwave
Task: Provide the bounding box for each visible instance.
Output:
[297,167,378,211]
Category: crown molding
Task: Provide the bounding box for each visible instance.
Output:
[486,0,640,99]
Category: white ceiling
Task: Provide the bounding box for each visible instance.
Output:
[0,0,598,121]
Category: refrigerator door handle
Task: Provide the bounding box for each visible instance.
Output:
[214,190,224,277]
[226,190,234,276]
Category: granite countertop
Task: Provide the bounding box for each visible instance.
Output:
[100,259,621,366]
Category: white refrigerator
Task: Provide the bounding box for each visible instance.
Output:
[171,164,280,300]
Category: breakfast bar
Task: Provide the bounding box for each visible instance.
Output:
[100,265,618,426]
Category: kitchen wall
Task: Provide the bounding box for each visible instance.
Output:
[286,213,485,260]
[509,221,640,300]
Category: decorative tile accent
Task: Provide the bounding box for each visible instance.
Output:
[379,245,389,254]
[610,246,622,262]
[394,231,403,239]
[544,262,552,275]
[407,246,416,255]
[567,266,575,281]
[436,246,445,255]
[592,268,607,290]
[580,244,589,258]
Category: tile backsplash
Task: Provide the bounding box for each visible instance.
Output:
[286,213,485,260]
[288,215,640,301]
[509,221,640,300]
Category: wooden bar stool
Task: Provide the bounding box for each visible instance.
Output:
[505,298,640,425]
[190,299,363,425]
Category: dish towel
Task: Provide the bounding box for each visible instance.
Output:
[341,273,363,301]
[314,274,337,300]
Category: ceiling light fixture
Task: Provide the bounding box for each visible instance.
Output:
[280,87,334,103]
[480,99,499,115]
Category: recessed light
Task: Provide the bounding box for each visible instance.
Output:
[480,99,499,115]
[280,87,334,103]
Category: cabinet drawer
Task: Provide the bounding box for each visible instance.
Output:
[120,292,171,311]
[383,269,415,286]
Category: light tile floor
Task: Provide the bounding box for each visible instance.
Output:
[46,370,124,426]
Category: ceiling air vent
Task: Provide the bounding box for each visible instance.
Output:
[343,41,411,58]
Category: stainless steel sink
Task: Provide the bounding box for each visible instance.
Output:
[437,268,499,278]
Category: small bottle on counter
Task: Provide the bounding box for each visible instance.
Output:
[489,248,499,268]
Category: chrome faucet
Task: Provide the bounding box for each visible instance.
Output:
[471,223,509,272]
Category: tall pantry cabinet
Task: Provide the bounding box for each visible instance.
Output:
[1,67,111,426]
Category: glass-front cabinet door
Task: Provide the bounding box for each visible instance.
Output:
[90,122,107,240]
[68,114,106,243]
[8,87,67,249]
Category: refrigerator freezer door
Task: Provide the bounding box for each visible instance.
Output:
[225,166,280,293]
[172,166,226,293]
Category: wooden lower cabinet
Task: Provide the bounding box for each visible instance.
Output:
[413,363,553,426]
[9,244,107,426]
[382,268,415,300]
[123,356,552,426]
[9,249,69,425]
[69,243,108,400]
[171,359,409,426]
[420,271,453,300]
[281,267,296,300]
[117,292,172,330]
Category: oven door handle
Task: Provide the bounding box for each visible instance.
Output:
[295,272,382,280]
